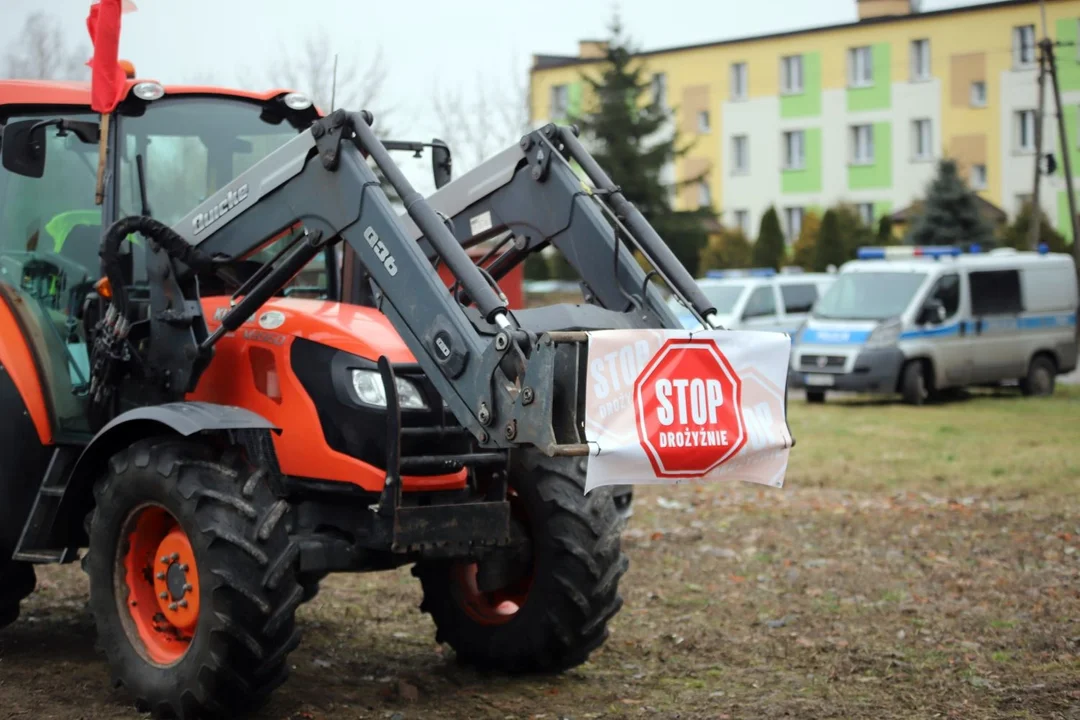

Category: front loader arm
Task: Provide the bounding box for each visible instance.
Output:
[158,111,547,451]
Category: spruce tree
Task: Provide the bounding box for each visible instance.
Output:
[751,207,787,270]
[570,14,714,277]
[815,209,847,271]
[907,159,993,247]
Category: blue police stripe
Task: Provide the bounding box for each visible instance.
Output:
[800,328,872,345]
[805,312,1077,345]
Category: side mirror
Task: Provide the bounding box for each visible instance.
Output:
[431,138,452,189]
[1,119,48,178]
[919,298,946,325]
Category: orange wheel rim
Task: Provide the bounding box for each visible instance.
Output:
[453,561,533,626]
[117,504,199,665]
[453,489,534,626]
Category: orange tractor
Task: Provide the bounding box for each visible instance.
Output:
[0,75,722,718]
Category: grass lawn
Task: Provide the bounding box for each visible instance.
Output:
[785,385,1080,501]
[2,386,1078,719]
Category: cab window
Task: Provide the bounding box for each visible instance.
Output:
[117,98,330,297]
[926,273,960,319]
[0,111,102,434]
[780,283,818,314]
[743,286,777,319]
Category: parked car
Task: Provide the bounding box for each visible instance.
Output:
[788,245,1079,404]
[669,268,835,334]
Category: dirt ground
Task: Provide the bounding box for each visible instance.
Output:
[2,394,1079,719]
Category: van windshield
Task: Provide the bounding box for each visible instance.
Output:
[700,283,747,314]
[813,271,927,320]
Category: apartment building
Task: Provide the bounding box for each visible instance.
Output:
[529,0,1080,244]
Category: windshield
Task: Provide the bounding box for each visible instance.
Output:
[118,97,301,227]
[813,271,927,320]
[701,283,747,314]
[117,97,329,295]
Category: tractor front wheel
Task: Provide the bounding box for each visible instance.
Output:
[84,438,303,719]
[413,460,628,674]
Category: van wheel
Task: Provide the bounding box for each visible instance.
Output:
[1020,355,1056,397]
[901,361,928,406]
[806,390,826,404]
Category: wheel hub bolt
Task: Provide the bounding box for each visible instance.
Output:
[170,553,179,561]
[179,600,188,609]
[179,564,189,572]
[156,572,165,580]
[183,584,192,593]
[168,602,178,611]
[159,591,168,599]
[160,556,170,564]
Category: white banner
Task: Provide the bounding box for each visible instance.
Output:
[582,329,794,494]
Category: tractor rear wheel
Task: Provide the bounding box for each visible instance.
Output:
[413,459,628,674]
[84,438,303,719]
[0,561,35,630]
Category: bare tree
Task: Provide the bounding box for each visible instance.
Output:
[433,60,531,173]
[248,27,391,133]
[1,11,89,81]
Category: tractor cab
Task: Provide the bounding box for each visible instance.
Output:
[0,78,451,440]
[0,80,327,437]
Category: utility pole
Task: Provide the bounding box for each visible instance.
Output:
[1045,38,1080,258]
[1029,2,1048,249]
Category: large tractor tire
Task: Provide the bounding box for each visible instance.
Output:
[413,458,628,674]
[84,438,303,719]
[0,561,36,630]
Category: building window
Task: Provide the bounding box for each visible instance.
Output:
[781,55,804,94]
[910,39,931,81]
[732,134,750,174]
[851,124,874,165]
[1013,25,1037,67]
[783,130,805,170]
[784,207,804,243]
[731,62,748,101]
[652,73,668,107]
[550,84,568,118]
[698,110,711,133]
[697,180,712,209]
[857,202,875,227]
[912,118,933,161]
[1016,109,1036,152]
[733,209,750,236]
[848,46,873,87]
[971,164,988,190]
[970,81,987,107]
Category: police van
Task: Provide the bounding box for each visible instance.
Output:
[788,245,1078,404]
[670,268,835,334]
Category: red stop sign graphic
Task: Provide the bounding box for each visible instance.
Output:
[633,339,747,477]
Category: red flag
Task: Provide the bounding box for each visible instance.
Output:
[86,0,127,113]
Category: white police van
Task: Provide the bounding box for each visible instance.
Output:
[670,268,835,334]
[789,245,1078,404]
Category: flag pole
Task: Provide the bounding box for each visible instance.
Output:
[95,113,110,206]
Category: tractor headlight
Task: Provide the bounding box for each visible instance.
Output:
[350,369,428,410]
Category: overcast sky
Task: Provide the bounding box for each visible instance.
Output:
[3,0,988,190]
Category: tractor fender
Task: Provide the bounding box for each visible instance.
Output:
[59,402,279,543]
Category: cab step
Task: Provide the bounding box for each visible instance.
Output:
[13,445,81,564]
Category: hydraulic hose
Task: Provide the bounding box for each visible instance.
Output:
[100,215,213,315]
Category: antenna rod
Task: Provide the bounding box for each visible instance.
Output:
[331,53,339,112]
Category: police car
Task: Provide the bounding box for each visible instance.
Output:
[789,244,1079,404]
[669,268,835,334]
